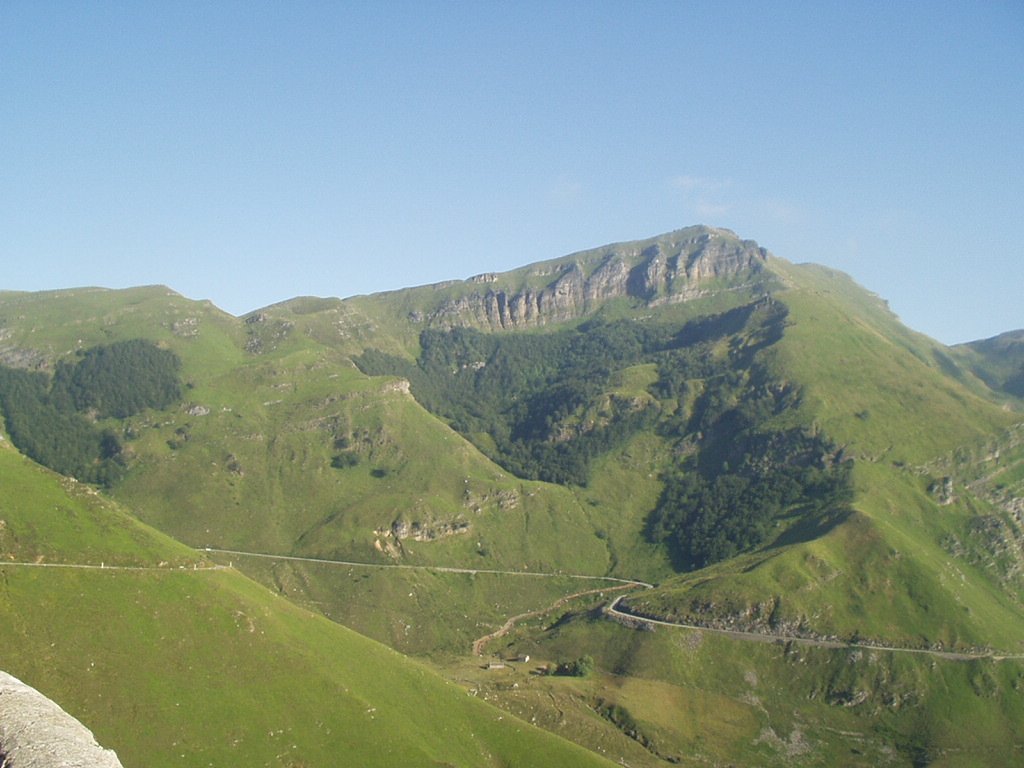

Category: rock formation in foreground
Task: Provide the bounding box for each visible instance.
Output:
[0,671,123,768]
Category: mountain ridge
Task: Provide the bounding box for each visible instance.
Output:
[3,228,1018,348]
[396,226,772,331]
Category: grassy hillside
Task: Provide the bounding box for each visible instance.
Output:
[765,260,1016,462]
[953,329,1024,399]
[1,568,622,768]
[0,444,196,566]
[2,229,1023,766]
[0,439,616,768]
[615,260,1024,651]
[0,286,246,380]
[1,283,651,668]
[490,595,1024,767]
[623,465,1024,652]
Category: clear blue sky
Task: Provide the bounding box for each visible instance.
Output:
[2,2,1021,344]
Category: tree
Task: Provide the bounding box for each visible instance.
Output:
[557,655,595,677]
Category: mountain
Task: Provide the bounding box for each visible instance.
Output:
[954,329,1024,398]
[1,225,1022,766]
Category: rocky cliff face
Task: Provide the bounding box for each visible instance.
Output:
[0,671,124,768]
[421,227,769,330]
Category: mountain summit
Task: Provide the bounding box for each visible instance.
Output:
[395,226,771,330]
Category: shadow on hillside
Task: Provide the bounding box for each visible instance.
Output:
[764,506,853,551]
[931,348,972,383]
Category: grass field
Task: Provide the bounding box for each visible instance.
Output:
[0,437,616,768]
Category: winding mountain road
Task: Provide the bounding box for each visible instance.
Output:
[604,595,1024,662]
[203,547,1024,662]
[9,548,1018,662]
[472,582,639,656]
[28,548,1011,663]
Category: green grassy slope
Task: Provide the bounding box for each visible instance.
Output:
[0,286,615,577]
[113,348,614,572]
[1,282,652,664]
[500,597,1024,767]
[0,286,247,381]
[953,329,1024,399]
[766,261,1015,461]
[0,440,615,768]
[617,259,1024,651]
[0,445,196,566]
[202,249,1024,765]
[1,568,618,768]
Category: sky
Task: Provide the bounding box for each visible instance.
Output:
[2,2,1022,345]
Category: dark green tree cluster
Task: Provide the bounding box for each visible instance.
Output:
[360,299,850,570]
[0,340,183,486]
[1005,364,1024,398]
[358,318,677,484]
[51,339,181,418]
[648,456,851,570]
[357,301,792,489]
[639,302,853,571]
[647,360,852,570]
[555,654,595,677]
[595,700,655,751]
[0,366,124,485]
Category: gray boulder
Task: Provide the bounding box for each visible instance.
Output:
[0,671,123,768]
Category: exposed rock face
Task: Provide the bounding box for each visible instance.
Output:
[0,671,124,768]
[422,227,769,330]
[0,327,48,370]
[389,518,470,542]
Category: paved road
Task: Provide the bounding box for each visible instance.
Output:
[203,547,1024,662]
[605,595,1024,662]
[202,547,654,656]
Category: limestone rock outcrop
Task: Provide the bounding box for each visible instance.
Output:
[0,671,124,768]
[420,227,769,330]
